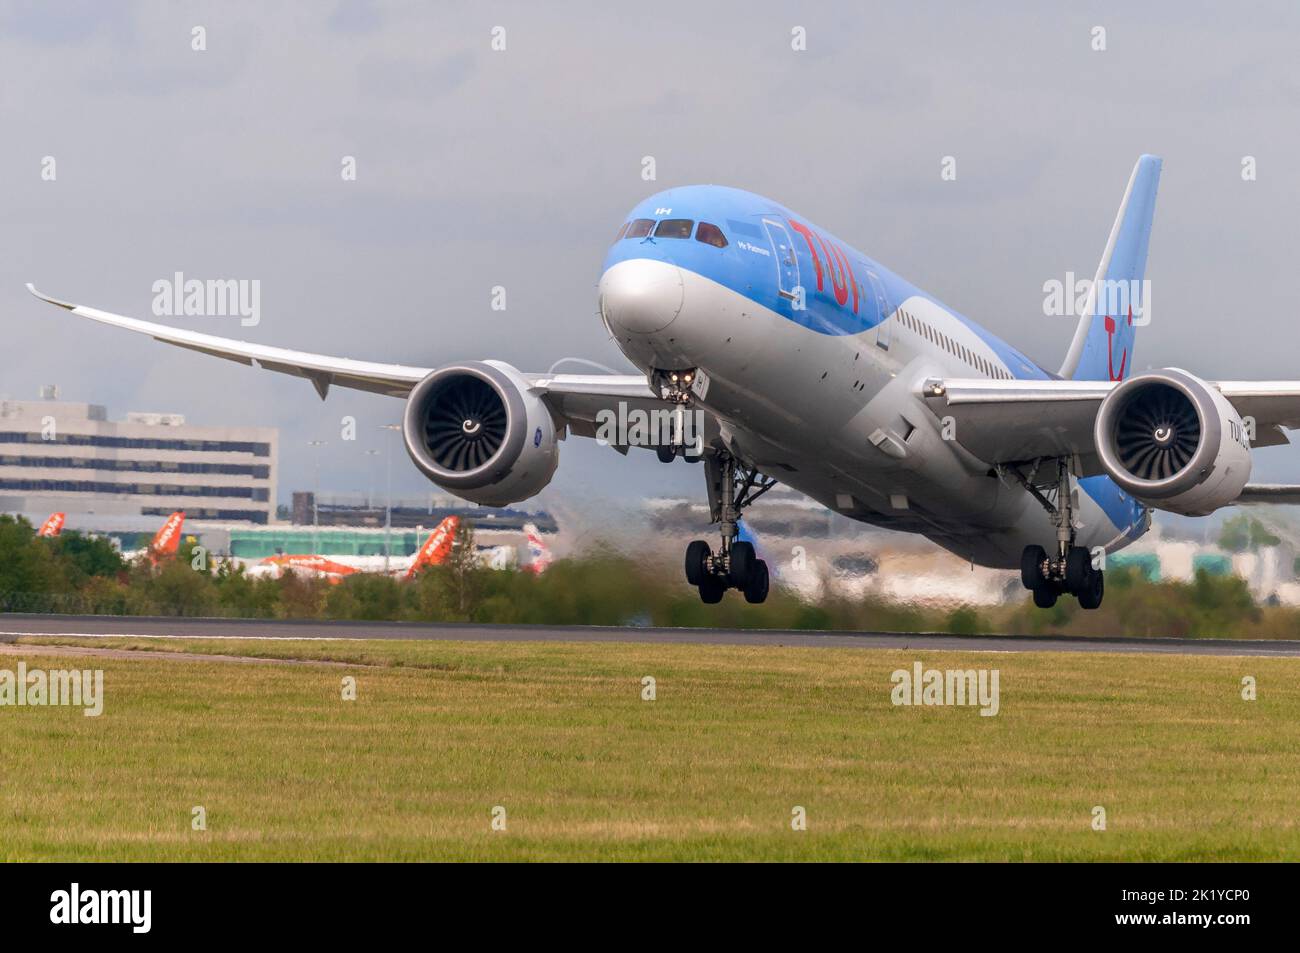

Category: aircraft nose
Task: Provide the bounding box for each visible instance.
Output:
[599,258,684,335]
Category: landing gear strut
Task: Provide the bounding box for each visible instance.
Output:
[1009,457,1105,610]
[653,369,704,463]
[684,450,776,604]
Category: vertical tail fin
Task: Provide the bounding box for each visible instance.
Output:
[150,511,186,557]
[523,523,552,575]
[37,513,65,537]
[1059,155,1162,381]
[405,516,458,578]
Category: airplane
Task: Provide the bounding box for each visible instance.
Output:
[36,512,65,538]
[523,522,552,575]
[28,154,1300,609]
[144,510,186,564]
[247,516,460,581]
[252,553,358,582]
[404,514,458,578]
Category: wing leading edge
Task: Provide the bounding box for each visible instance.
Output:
[26,284,672,441]
[28,284,431,398]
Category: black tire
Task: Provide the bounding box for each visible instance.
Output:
[1020,545,1048,590]
[684,540,711,586]
[656,444,676,464]
[1078,570,1104,610]
[1032,586,1058,609]
[729,541,756,588]
[743,560,770,604]
[698,578,725,604]
[1065,546,1092,593]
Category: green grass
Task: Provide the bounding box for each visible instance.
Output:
[2,635,1298,860]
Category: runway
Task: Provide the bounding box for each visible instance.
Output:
[3,613,1300,657]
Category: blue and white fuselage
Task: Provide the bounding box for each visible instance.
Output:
[598,185,1147,569]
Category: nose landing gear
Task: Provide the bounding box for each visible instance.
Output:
[684,450,776,604]
[1009,458,1105,610]
[653,369,704,463]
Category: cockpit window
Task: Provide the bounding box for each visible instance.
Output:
[625,218,654,239]
[696,222,727,248]
[654,218,694,239]
[615,222,630,241]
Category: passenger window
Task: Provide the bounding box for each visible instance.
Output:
[696,222,728,248]
[625,218,654,239]
[654,218,694,239]
[615,222,630,241]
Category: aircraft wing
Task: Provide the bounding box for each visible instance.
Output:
[523,372,686,444]
[26,284,675,439]
[920,377,1300,475]
[1232,484,1300,505]
[27,284,432,398]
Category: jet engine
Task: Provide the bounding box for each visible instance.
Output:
[1094,368,1251,516]
[402,361,559,506]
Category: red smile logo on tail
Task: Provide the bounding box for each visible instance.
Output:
[1103,306,1134,382]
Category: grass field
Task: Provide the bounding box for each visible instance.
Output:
[2,634,1298,861]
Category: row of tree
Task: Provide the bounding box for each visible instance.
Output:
[0,514,1293,638]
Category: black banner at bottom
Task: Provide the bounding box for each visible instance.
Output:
[0,861,1281,940]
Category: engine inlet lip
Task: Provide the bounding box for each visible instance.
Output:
[402,362,527,490]
[1094,368,1222,500]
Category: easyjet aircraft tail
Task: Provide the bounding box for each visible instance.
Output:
[405,516,459,579]
[36,512,65,537]
[150,511,186,557]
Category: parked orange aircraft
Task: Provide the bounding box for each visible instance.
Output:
[253,516,460,582]
[258,553,358,582]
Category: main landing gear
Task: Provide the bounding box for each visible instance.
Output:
[1008,458,1105,610]
[684,450,776,604]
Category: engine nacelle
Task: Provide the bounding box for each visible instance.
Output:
[402,361,559,507]
[1094,368,1251,516]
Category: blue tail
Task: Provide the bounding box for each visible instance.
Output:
[1059,155,1162,382]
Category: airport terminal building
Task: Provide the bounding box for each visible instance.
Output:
[0,392,277,527]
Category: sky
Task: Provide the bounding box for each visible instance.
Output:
[3,0,1300,515]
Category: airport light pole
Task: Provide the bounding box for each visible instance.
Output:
[308,440,327,554]
[363,449,380,510]
[379,424,401,573]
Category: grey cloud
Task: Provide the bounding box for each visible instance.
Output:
[2,0,1299,509]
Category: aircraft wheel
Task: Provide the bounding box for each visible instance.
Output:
[743,560,769,604]
[1020,545,1048,590]
[698,577,725,604]
[1065,546,1092,593]
[656,444,676,464]
[684,540,711,586]
[1032,586,1058,609]
[729,541,756,588]
[1078,570,1104,610]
